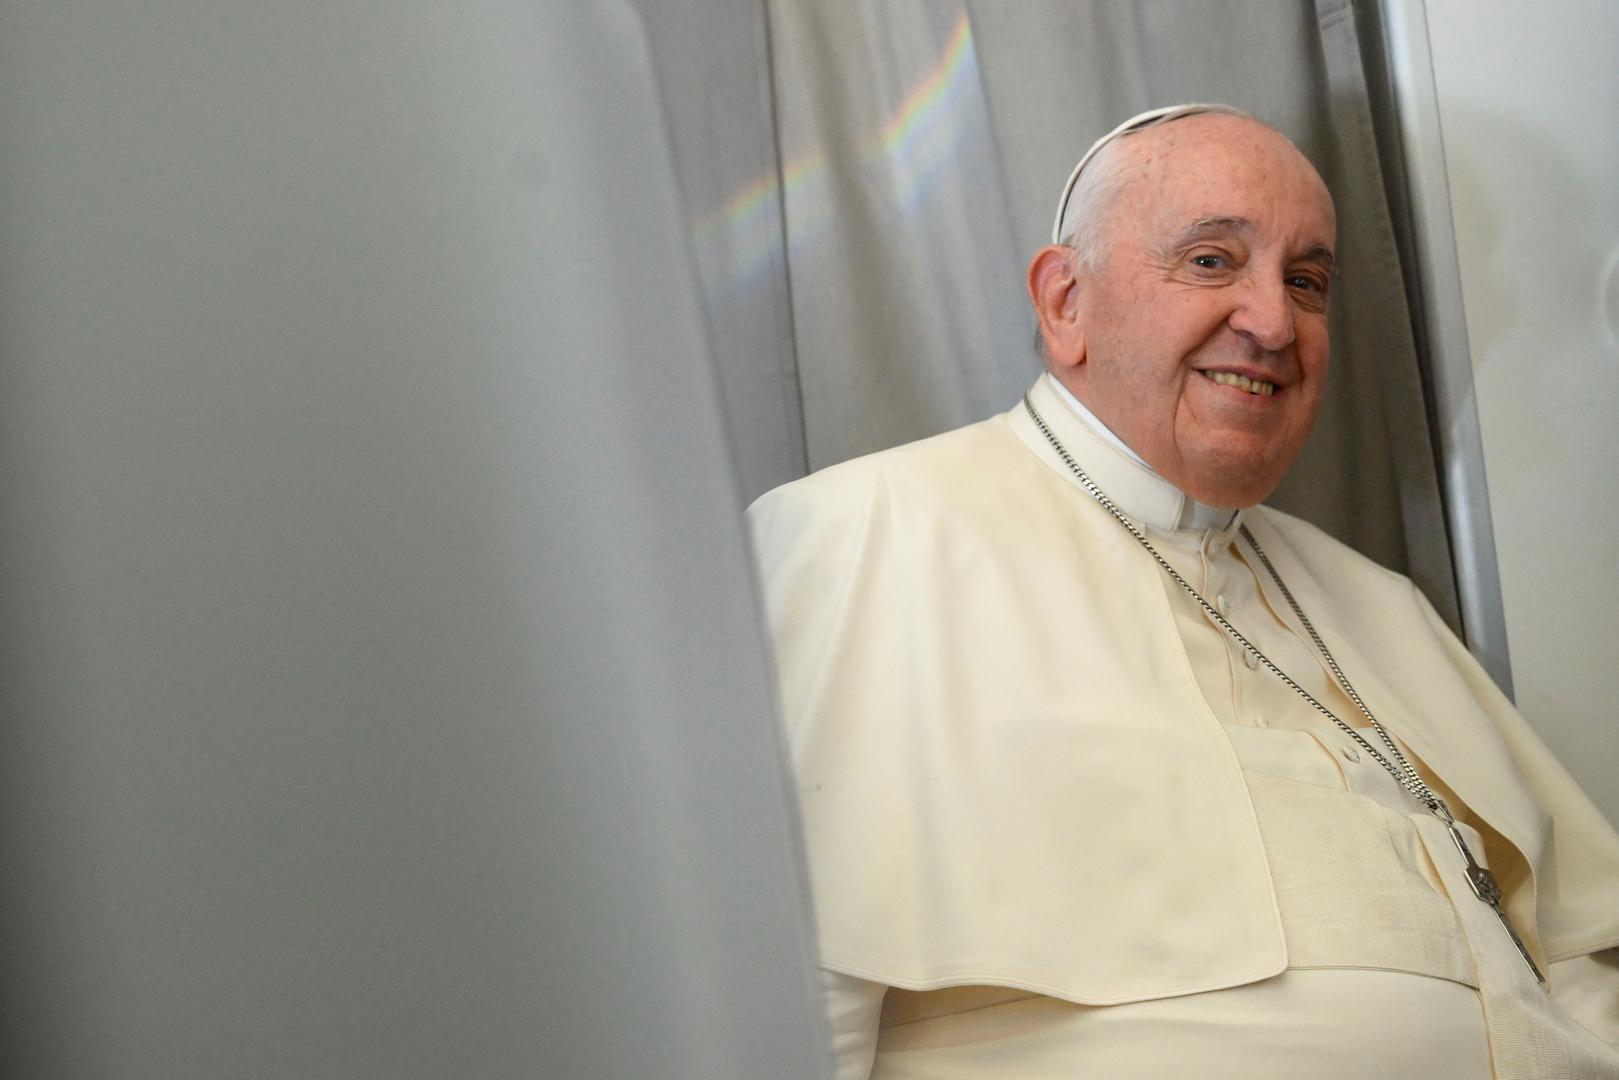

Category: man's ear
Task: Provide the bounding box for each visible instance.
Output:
[1027,245,1084,370]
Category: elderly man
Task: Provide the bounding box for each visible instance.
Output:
[748,105,1619,1078]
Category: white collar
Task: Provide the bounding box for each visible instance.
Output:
[1024,374,1244,543]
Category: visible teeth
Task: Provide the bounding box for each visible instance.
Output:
[1202,370,1275,396]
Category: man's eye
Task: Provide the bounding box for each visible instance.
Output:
[1190,254,1226,270]
[1287,274,1326,293]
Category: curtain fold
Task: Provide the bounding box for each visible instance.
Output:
[1308,0,1460,630]
[640,0,810,499]
[760,0,1038,473]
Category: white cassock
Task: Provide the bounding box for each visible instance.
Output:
[748,374,1619,1079]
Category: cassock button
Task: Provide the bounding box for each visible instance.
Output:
[1341,745,1362,764]
[1243,650,1260,670]
[1216,593,1231,615]
[1254,714,1270,729]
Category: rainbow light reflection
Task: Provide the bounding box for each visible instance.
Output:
[693,12,979,292]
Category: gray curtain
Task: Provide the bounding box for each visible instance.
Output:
[708,0,1461,632]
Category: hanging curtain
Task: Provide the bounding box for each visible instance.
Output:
[698,0,1462,633]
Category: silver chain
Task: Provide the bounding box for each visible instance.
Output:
[1022,394,1454,825]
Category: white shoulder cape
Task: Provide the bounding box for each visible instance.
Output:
[748,385,1619,1005]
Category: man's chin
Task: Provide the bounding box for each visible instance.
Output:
[1178,426,1312,505]
[1170,457,1287,510]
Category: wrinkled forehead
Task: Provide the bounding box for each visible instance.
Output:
[1055,106,1334,250]
[1117,115,1337,243]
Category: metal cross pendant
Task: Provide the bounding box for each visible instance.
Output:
[1447,823,1545,983]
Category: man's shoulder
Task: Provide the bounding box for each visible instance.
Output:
[1251,503,1405,577]
[747,410,1023,520]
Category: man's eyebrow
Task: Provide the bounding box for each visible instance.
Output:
[1170,217,1337,275]
[1173,216,1251,243]
[1300,244,1337,276]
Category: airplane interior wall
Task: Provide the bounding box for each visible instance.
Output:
[1422,0,1619,826]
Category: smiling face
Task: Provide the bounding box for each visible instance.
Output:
[1030,114,1337,507]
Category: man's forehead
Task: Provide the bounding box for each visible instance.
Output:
[1121,122,1336,242]
[1048,105,1336,261]
[1126,110,1294,159]
[1049,103,1253,243]
[1127,116,1315,183]
[1152,189,1337,242]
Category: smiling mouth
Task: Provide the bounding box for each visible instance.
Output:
[1200,370,1276,397]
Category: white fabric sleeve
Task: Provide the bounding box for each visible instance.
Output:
[820,968,887,1080]
[1550,948,1619,1047]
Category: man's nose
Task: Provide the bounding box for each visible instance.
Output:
[1227,275,1296,351]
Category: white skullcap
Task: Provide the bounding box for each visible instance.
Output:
[1050,102,1252,244]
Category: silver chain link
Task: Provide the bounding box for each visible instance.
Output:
[1022,393,1455,825]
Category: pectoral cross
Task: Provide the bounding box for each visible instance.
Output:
[1447,822,1545,984]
